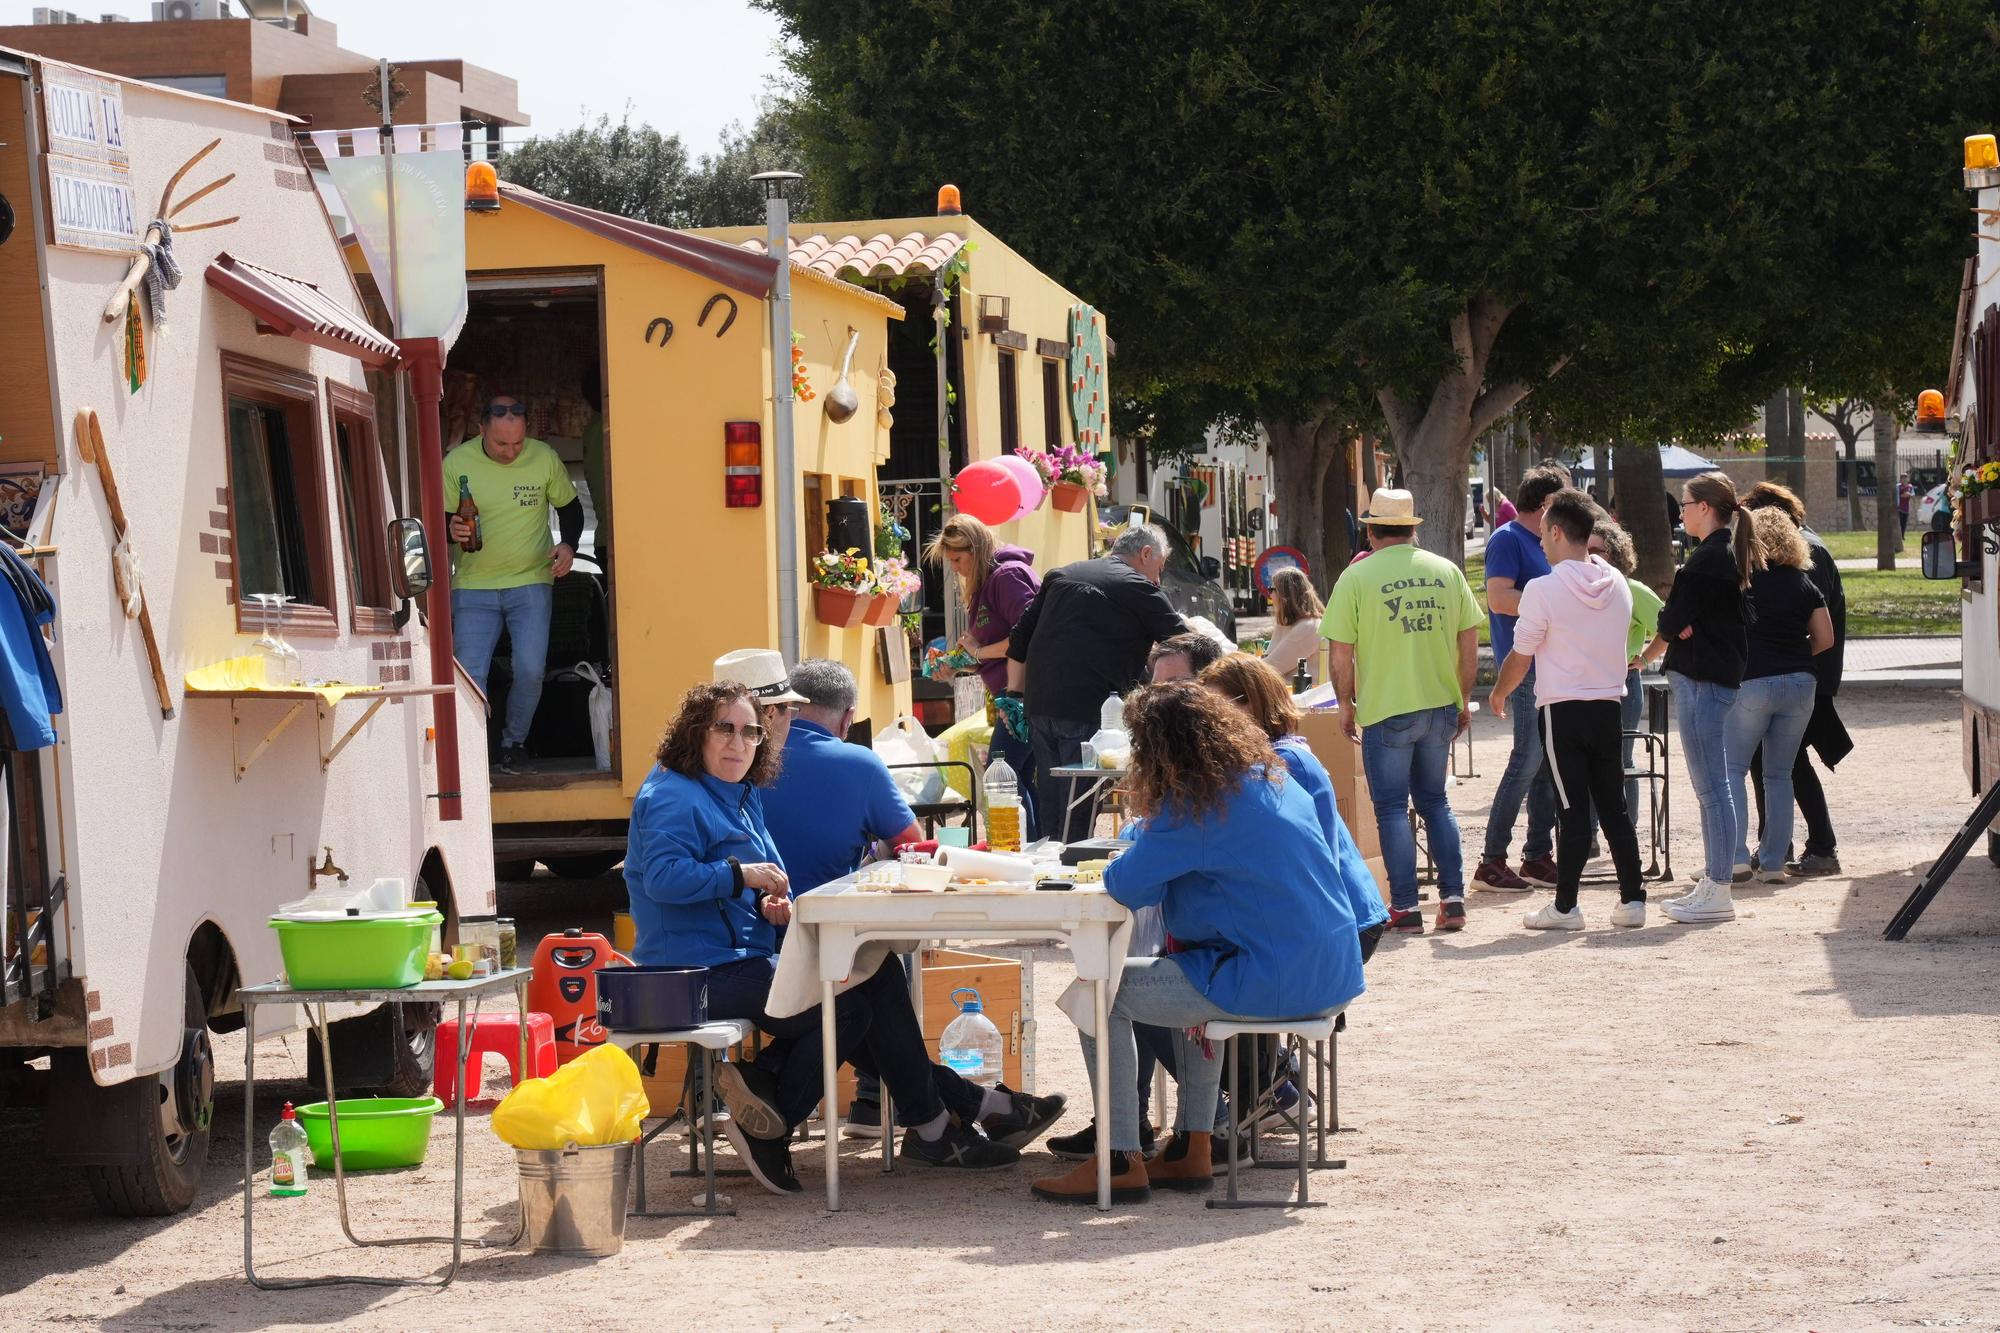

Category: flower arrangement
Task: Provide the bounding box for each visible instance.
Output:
[810,548,873,591]
[1021,445,1109,497]
[1958,460,2000,501]
[873,554,923,602]
[791,333,815,402]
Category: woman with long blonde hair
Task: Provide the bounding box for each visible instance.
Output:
[1261,567,1326,681]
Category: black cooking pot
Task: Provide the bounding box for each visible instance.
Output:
[595,965,710,1031]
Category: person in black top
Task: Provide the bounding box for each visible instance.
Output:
[1721,507,1833,886]
[1638,470,1760,923]
[1743,483,1851,875]
[1007,524,1188,841]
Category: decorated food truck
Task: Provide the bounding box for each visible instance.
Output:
[0,51,491,1214]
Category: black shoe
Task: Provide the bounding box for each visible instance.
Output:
[1046,1117,1154,1161]
[899,1122,1020,1170]
[712,1061,787,1140]
[494,745,532,775]
[979,1086,1068,1150]
[720,1116,802,1196]
[841,1097,884,1140]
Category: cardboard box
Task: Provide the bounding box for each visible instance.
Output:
[1296,706,1381,861]
[1363,855,1391,910]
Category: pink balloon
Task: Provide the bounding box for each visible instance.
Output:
[952,459,1024,526]
[993,454,1045,518]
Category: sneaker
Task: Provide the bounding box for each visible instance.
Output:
[1662,878,1737,924]
[841,1097,884,1140]
[1522,902,1584,931]
[1754,865,1791,884]
[1519,856,1560,888]
[1731,862,1753,883]
[900,1121,1021,1170]
[979,1086,1068,1150]
[1609,899,1647,928]
[1789,853,1842,877]
[1434,899,1467,932]
[712,1061,787,1140]
[719,1116,803,1196]
[1472,858,1532,892]
[1386,908,1425,934]
[1048,1118,1154,1161]
[492,746,527,775]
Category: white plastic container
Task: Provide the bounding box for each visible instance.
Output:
[938,988,1005,1087]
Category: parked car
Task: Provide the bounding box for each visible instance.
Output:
[1917,483,1949,527]
[1099,504,1238,641]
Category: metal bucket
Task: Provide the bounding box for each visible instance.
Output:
[515,1141,634,1257]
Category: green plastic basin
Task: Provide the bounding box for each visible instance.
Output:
[269,911,441,990]
[295,1097,443,1170]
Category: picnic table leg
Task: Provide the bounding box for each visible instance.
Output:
[822,979,841,1212]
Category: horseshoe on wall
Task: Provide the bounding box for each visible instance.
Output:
[699,292,738,338]
[645,317,674,347]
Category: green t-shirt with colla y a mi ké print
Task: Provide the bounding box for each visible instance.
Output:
[1320,543,1483,728]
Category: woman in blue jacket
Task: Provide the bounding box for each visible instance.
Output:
[1032,681,1365,1205]
[628,681,1062,1197]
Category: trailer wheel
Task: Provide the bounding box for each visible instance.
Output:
[373,1001,440,1098]
[1988,830,2000,868]
[494,858,535,882]
[80,968,213,1217]
[545,852,621,880]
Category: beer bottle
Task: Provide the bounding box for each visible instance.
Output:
[455,476,482,553]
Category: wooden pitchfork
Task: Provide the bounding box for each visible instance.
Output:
[100,136,240,324]
[76,409,174,719]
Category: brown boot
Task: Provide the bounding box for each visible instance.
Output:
[1030,1149,1151,1204]
[1146,1131,1215,1192]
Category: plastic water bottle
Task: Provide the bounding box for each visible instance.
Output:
[984,754,1023,852]
[269,1102,309,1198]
[939,988,1004,1087]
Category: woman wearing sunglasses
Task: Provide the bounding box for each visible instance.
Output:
[625,680,1061,1198]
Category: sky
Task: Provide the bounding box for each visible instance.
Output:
[0,0,789,155]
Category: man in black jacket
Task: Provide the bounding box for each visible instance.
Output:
[1743,483,1851,874]
[1007,524,1188,841]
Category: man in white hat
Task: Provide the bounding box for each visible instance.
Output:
[713,648,808,753]
[1322,489,1482,935]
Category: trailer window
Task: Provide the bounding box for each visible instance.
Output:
[329,385,396,632]
[221,353,335,635]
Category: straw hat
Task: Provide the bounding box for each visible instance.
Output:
[1360,488,1423,527]
[712,649,808,705]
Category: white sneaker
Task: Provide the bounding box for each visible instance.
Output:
[1661,879,1700,907]
[1609,899,1647,928]
[1522,903,1584,931]
[1755,865,1790,884]
[1731,863,1753,883]
[1662,878,1736,924]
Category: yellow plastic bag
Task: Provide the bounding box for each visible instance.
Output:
[492,1043,650,1149]
[937,712,994,801]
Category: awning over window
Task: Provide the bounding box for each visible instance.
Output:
[205,252,401,368]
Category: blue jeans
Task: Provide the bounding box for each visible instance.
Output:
[988,717,1040,841]
[1724,672,1816,871]
[1668,670,1740,884]
[1482,670,1556,863]
[1361,704,1466,911]
[452,583,553,748]
[1030,714,1100,843]
[1078,956,1242,1152]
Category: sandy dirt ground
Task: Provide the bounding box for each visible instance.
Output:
[3,687,1997,1331]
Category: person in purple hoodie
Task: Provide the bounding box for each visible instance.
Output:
[926,514,1044,836]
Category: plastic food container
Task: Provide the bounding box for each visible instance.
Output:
[295,1096,443,1170]
[594,965,709,1031]
[269,910,443,990]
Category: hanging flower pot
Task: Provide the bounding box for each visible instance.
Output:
[862,592,902,627]
[1050,481,1091,513]
[813,585,872,628]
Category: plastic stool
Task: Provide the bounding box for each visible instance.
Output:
[1204,1008,1346,1210]
[434,1011,557,1106]
[611,1020,755,1218]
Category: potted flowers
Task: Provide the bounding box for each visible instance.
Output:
[810,549,875,627]
[1960,460,2000,525]
[1024,446,1109,512]
[865,555,923,627]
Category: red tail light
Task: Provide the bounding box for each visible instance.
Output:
[725,421,762,507]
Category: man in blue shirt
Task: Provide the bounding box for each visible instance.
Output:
[1475,466,1567,892]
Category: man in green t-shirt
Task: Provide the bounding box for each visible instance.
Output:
[444,391,584,773]
[1323,489,1482,934]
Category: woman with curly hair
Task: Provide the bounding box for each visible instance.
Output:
[628,680,1058,1198]
[1032,681,1365,1205]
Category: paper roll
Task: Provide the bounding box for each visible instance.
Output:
[934,848,1036,882]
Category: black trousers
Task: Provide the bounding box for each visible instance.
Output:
[705,955,984,1131]
[1539,699,1645,911]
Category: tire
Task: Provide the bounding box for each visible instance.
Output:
[373,1001,440,1098]
[494,858,536,882]
[545,852,621,880]
[80,968,213,1217]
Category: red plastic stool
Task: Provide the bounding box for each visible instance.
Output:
[434,1012,557,1106]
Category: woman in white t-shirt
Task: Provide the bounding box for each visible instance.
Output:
[1261,567,1325,682]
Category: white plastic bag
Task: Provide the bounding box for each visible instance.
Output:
[576,662,613,771]
[874,714,946,806]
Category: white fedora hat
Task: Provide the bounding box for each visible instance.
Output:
[1360,488,1423,526]
[713,648,808,705]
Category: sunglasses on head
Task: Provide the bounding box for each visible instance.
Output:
[710,720,768,746]
[487,403,527,419]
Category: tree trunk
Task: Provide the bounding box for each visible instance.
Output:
[1615,440,1675,594]
[1320,433,1354,578]
[1514,418,1532,488]
[1873,401,1900,569]
[1786,386,1809,496]
[1397,414,1473,564]
[1837,420,1866,531]
[1264,414,1339,596]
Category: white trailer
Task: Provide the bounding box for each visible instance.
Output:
[0,50,492,1213]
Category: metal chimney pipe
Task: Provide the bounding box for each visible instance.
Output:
[753,170,805,668]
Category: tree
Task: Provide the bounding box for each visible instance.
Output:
[1815,397,1873,531]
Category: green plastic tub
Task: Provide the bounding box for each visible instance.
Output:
[295,1097,444,1170]
[269,911,441,990]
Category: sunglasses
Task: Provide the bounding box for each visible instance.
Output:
[710,720,768,746]
[486,403,528,418]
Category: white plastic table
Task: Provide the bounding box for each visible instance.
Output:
[236,968,531,1290]
[785,883,1130,1210]
[1048,763,1127,836]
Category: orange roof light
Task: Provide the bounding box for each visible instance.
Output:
[1966,134,1999,172]
[1915,389,1946,432]
[466,161,500,213]
[937,183,962,216]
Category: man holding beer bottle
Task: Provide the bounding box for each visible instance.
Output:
[445,391,584,774]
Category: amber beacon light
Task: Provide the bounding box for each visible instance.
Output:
[1914,389,1947,434]
[1966,135,1999,171]
[465,161,500,212]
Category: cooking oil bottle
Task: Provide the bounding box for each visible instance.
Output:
[984,754,1023,852]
